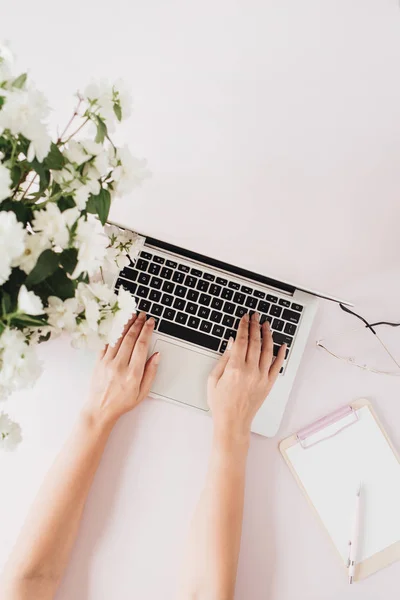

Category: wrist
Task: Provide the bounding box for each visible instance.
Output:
[79,406,119,436]
[212,422,251,455]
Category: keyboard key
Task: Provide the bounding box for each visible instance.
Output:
[149,289,161,302]
[267,294,278,303]
[272,318,284,332]
[273,332,293,347]
[260,314,272,325]
[187,289,199,302]
[185,275,197,288]
[210,310,222,323]
[185,302,198,315]
[234,318,241,329]
[254,289,265,298]
[188,316,200,329]
[270,305,282,317]
[233,292,245,304]
[175,285,186,298]
[224,328,236,340]
[178,264,190,272]
[291,303,303,312]
[173,298,186,311]
[273,344,280,357]
[164,308,176,321]
[166,260,177,268]
[200,320,212,333]
[191,268,203,277]
[138,272,150,285]
[199,293,211,306]
[203,273,215,281]
[175,312,188,325]
[159,320,219,351]
[245,296,257,309]
[161,294,174,306]
[138,299,151,312]
[282,309,300,324]
[212,324,225,338]
[228,281,240,290]
[162,280,175,293]
[258,300,270,313]
[141,251,152,260]
[211,298,223,310]
[235,306,247,318]
[153,256,165,264]
[120,266,137,280]
[152,304,163,316]
[222,314,234,327]
[136,259,149,271]
[223,302,235,315]
[209,284,222,296]
[219,340,228,353]
[160,267,173,280]
[241,285,253,295]
[150,277,162,289]
[279,299,291,307]
[221,288,233,300]
[117,279,137,294]
[137,286,149,298]
[172,271,185,284]
[148,263,161,275]
[216,277,228,286]
[197,280,209,292]
[284,322,297,336]
[198,306,210,319]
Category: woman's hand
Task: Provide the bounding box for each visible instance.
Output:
[84,312,159,427]
[207,312,286,442]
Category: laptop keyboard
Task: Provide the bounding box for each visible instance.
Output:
[115,249,303,369]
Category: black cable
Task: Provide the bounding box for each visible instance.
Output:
[339,304,400,333]
[369,321,400,328]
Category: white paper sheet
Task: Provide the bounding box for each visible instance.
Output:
[286,406,400,562]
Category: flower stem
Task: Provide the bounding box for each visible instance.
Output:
[62,117,90,145]
[57,97,83,144]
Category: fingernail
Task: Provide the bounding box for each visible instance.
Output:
[146,317,155,326]
[254,312,260,322]
[154,352,160,365]
[266,320,271,330]
[243,313,249,322]
[227,336,234,351]
[138,311,146,320]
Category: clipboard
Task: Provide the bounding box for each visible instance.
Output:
[280,399,400,581]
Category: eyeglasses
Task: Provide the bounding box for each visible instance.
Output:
[316,304,400,376]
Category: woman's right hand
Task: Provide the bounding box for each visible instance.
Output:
[207,312,286,442]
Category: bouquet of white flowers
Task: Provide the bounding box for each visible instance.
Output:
[0,48,149,450]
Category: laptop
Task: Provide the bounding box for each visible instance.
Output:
[112,227,352,437]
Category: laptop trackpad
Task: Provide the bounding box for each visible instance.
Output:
[151,339,218,411]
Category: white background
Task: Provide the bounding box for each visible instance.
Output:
[2,1,400,599]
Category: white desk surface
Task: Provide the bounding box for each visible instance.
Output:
[2,1,400,598]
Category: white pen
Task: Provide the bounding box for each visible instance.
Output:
[347,482,361,584]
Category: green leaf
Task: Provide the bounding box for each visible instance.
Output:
[94,116,107,143]
[0,321,5,335]
[30,159,50,193]
[113,103,122,122]
[0,96,5,108]
[43,270,75,300]
[10,164,22,187]
[38,331,51,343]
[0,199,32,224]
[12,73,27,89]
[86,194,97,214]
[59,248,78,275]
[25,249,60,286]
[44,143,65,170]
[87,188,111,225]
[11,314,47,328]
[1,291,11,317]
[58,195,76,212]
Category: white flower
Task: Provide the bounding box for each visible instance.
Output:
[0,412,22,451]
[81,139,103,156]
[45,296,79,331]
[112,146,150,196]
[93,151,110,178]
[0,163,12,202]
[0,88,51,162]
[82,164,101,196]
[103,225,145,273]
[52,163,78,187]
[71,216,108,278]
[15,231,50,274]
[0,328,42,401]
[113,79,132,121]
[83,80,132,125]
[73,185,91,210]
[104,287,136,346]
[0,211,25,284]
[32,203,69,248]
[71,320,103,350]
[64,140,91,166]
[18,285,44,315]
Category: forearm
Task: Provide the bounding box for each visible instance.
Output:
[0,410,115,600]
[180,429,249,600]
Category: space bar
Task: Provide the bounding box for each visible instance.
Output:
[158,320,220,351]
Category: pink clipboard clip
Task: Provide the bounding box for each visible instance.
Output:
[296,405,359,449]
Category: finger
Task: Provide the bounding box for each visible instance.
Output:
[137,352,161,403]
[268,343,287,384]
[116,312,147,364]
[105,313,138,360]
[246,312,261,365]
[259,320,273,371]
[209,336,234,384]
[129,316,156,380]
[230,313,249,366]
[99,344,108,360]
